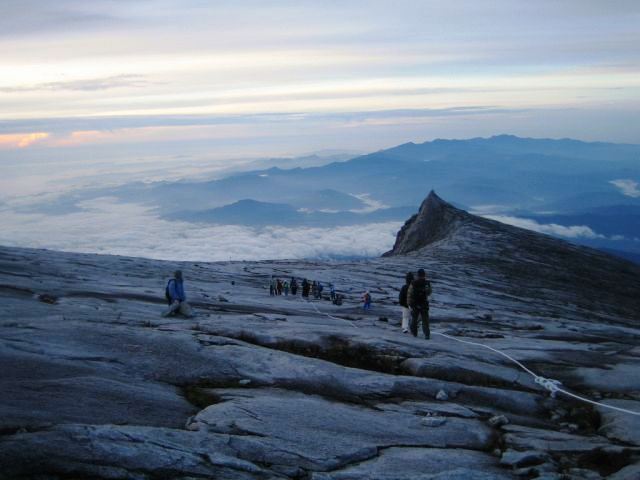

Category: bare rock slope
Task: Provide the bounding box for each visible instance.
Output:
[1,192,640,479]
[384,190,470,255]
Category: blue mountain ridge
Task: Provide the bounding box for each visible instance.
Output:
[22,135,640,259]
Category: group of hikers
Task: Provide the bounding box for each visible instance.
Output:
[269,277,343,305]
[162,267,432,339]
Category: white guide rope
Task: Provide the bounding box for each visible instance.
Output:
[431,331,640,417]
[301,297,640,417]
[302,296,359,328]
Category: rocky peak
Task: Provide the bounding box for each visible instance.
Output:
[383,190,469,256]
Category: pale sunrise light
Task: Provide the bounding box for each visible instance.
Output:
[0,1,639,158]
[0,132,49,149]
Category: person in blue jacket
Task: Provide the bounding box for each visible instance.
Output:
[162,270,194,317]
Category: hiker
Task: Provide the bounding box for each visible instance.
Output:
[407,268,432,339]
[362,291,372,310]
[283,281,290,296]
[302,279,310,298]
[317,282,324,299]
[329,283,336,302]
[311,281,318,299]
[277,279,283,296]
[333,293,343,306]
[270,277,277,296]
[398,272,414,333]
[291,277,298,295]
[163,270,194,318]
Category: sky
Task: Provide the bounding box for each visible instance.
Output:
[0,1,639,261]
[1,0,640,198]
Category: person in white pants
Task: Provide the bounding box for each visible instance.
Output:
[398,272,414,333]
[164,299,194,318]
[401,305,411,333]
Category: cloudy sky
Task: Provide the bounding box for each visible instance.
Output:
[1,1,640,187]
[0,1,639,260]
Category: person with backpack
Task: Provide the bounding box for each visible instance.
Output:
[317,282,324,299]
[283,281,289,296]
[329,283,336,302]
[407,268,432,339]
[163,270,194,318]
[291,277,298,295]
[362,291,372,310]
[398,272,414,333]
[302,279,310,298]
[276,279,283,296]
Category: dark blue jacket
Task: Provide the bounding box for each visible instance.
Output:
[168,279,186,302]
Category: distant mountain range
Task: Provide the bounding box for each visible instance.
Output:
[23,134,640,260]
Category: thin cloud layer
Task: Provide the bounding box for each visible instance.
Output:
[0,75,151,93]
[610,179,640,198]
[0,197,400,261]
[0,0,120,36]
[485,215,605,239]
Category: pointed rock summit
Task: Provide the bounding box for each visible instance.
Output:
[384,191,469,256]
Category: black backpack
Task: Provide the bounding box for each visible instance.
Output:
[165,279,175,305]
[399,284,409,307]
[410,279,431,305]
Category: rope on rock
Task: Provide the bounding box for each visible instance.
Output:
[300,299,640,417]
[302,297,359,328]
[432,331,640,417]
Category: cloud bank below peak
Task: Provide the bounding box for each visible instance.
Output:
[485,215,605,240]
[0,197,401,261]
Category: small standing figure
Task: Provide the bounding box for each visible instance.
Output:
[276,279,283,296]
[163,270,194,318]
[317,282,324,299]
[362,291,372,311]
[302,279,310,298]
[407,268,432,339]
[283,281,290,296]
[269,276,276,296]
[291,278,298,296]
[311,281,318,299]
[329,283,336,302]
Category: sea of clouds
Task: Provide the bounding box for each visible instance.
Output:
[484,215,604,239]
[1,193,633,263]
[0,197,401,261]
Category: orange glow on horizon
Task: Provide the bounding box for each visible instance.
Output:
[0,132,49,149]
